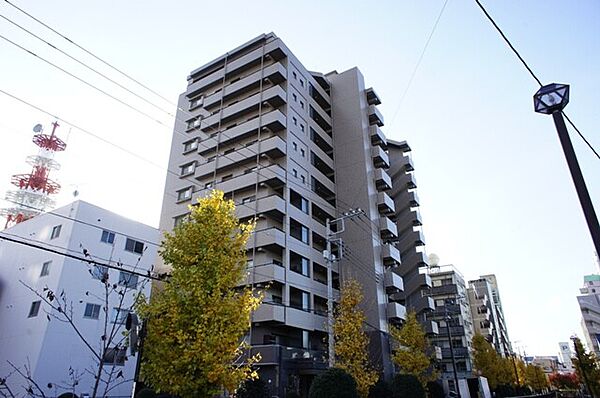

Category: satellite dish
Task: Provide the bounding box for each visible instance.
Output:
[428,253,440,266]
[32,124,43,133]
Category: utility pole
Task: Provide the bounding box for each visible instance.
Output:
[444,298,461,398]
[324,208,364,367]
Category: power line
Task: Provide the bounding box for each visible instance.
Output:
[389,0,450,127]
[0,33,170,126]
[473,0,599,160]
[0,233,161,281]
[0,13,174,118]
[2,0,174,107]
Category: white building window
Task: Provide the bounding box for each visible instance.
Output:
[112,308,131,325]
[103,347,126,366]
[125,238,144,255]
[28,301,41,318]
[180,162,195,176]
[40,261,51,277]
[183,139,198,153]
[50,225,62,239]
[91,265,108,280]
[177,187,193,202]
[118,272,138,289]
[84,303,101,319]
[101,230,115,244]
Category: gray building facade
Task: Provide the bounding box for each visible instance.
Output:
[158,33,433,396]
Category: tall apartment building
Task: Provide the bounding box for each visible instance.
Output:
[158,33,435,396]
[480,274,512,356]
[428,265,475,387]
[468,277,512,357]
[0,201,159,397]
[577,274,600,355]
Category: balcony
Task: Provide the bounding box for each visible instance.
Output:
[203,62,287,109]
[439,326,466,337]
[403,273,432,295]
[390,171,417,194]
[243,262,285,286]
[382,243,401,266]
[282,347,328,369]
[253,302,285,323]
[403,156,415,172]
[197,163,286,196]
[398,230,425,252]
[252,227,286,250]
[286,307,327,332]
[371,146,390,169]
[369,126,387,149]
[387,302,407,323]
[394,208,422,228]
[237,194,286,220]
[202,85,287,130]
[379,217,398,240]
[384,269,404,293]
[430,284,459,296]
[441,347,469,358]
[377,192,395,216]
[368,104,384,127]
[375,168,392,191]
[198,109,286,154]
[365,87,381,106]
[399,250,428,269]
[195,136,286,178]
[411,295,435,313]
[424,320,439,335]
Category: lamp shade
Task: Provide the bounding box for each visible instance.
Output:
[534,83,569,114]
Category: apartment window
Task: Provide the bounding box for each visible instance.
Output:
[83,303,101,319]
[301,175,306,184]
[432,279,442,287]
[173,213,190,227]
[50,225,62,240]
[300,124,305,132]
[40,261,51,277]
[290,190,309,214]
[92,265,109,280]
[290,252,310,277]
[292,71,297,80]
[125,238,144,255]
[242,196,255,204]
[112,308,130,324]
[180,162,195,176]
[189,96,203,109]
[292,117,297,126]
[300,149,305,158]
[119,272,138,289]
[292,169,298,178]
[103,347,126,366]
[28,301,41,318]
[300,101,305,109]
[290,219,309,244]
[101,230,115,244]
[293,142,298,151]
[177,187,192,202]
[183,139,198,152]
[292,93,297,102]
[300,79,304,87]
[290,287,310,312]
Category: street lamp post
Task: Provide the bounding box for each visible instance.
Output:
[534,84,600,257]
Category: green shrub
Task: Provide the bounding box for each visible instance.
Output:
[309,368,359,398]
[135,388,156,398]
[368,379,392,398]
[391,374,425,398]
[237,378,270,398]
[426,381,445,398]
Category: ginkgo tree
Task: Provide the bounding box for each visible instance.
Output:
[389,311,438,389]
[135,190,262,398]
[332,279,379,398]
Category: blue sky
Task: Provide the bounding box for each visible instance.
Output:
[0,0,598,356]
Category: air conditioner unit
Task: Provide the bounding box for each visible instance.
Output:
[264,77,271,84]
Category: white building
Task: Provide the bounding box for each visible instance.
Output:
[558,342,575,371]
[0,200,159,398]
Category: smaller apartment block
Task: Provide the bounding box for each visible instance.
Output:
[0,201,159,397]
[578,274,600,356]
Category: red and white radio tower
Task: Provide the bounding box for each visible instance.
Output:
[1,121,66,228]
